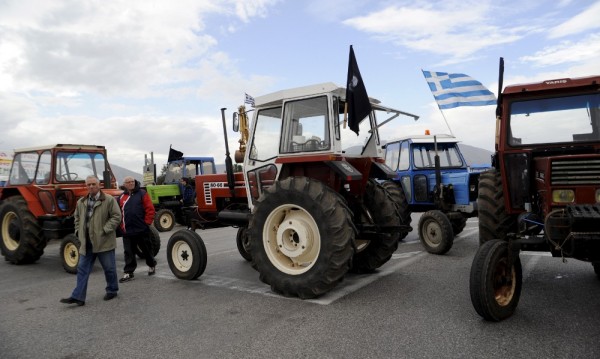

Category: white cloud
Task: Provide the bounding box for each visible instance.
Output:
[519,33,600,68]
[342,1,532,64]
[548,1,600,38]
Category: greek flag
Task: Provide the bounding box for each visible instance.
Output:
[422,71,496,109]
[244,93,255,107]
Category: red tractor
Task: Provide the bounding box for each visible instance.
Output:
[470,59,600,321]
[0,144,157,273]
[166,83,417,298]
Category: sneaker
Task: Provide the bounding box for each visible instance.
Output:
[148,267,156,276]
[119,273,134,283]
[60,297,85,306]
[104,293,118,301]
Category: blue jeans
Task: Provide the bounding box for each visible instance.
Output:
[71,240,118,301]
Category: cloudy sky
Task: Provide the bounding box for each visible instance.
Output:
[1,0,599,172]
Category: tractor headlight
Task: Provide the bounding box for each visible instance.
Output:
[552,189,575,203]
[596,189,600,203]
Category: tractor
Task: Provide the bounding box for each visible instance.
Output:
[166,82,417,298]
[145,155,217,231]
[469,58,600,321]
[384,134,488,254]
[0,145,121,273]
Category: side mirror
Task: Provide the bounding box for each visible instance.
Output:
[232,112,239,132]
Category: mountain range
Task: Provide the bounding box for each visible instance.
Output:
[112,144,493,181]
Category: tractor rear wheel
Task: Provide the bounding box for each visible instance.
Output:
[0,196,45,264]
[451,216,467,235]
[236,226,252,262]
[418,210,454,255]
[478,169,517,244]
[60,234,80,274]
[154,208,175,232]
[593,262,600,280]
[351,179,402,273]
[167,229,207,280]
[381,180,412,240]
[248,177,354,299]
[135,226,161,259]
[470,239,522,321]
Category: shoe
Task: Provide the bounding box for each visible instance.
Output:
[104,293,117,301]
[60,297,85,306]
[148,267,156,276]
[119,273,134,283]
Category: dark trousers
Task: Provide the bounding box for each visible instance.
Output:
[122,232,156,274]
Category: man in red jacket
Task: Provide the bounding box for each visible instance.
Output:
[118,176,157,282]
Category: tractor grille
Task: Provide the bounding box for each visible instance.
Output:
[551,159,600,185]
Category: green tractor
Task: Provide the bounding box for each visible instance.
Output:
[145,155,216,232]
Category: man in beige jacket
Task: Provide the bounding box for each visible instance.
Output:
[60,175,122,306]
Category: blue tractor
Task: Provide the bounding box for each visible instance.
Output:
[383,134,488,254]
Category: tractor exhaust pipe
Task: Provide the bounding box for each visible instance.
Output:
[221,108,236,197]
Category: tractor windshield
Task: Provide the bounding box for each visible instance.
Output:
[508,93,600,146]
[412,143,464,168]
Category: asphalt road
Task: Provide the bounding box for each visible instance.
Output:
[1,215,599,358]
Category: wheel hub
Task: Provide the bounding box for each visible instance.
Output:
[276,212,312,258]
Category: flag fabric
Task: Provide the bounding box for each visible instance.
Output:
[167,146,183,162]
[244,93,255,107]
[422,71,496,110]
[345,45,372,135]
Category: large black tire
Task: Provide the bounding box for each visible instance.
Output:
[236,226,252,262]
[593,262,600,280]
[167,229,207,280]
[451,216,467,235]
[418,210,454,255]
[0,196,45,264]
[381,180,412,240]
[60,234,80,274]
[470,239,522,321]
[154,208,176,232]
[248,177,354,299]
[478,169,518,244]
[350,179,402,273]
[135,226,161,259]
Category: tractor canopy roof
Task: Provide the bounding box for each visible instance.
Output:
[385,134,458,146]
[503,75,600,95]
[254,82,381,108]
[13,144,107,153]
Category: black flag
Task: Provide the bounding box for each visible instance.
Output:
[345,45,372,135]
[167,146,183,162]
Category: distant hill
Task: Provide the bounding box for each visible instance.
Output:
[212,144,493,173]
[458,143,493,167]
[111,164,142,184]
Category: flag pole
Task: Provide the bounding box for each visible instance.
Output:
[439,109,454,136]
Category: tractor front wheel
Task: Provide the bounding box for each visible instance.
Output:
[236,226,252,262]
[351,179,402,273]
[381,181,412,241]
[0,196,45,264]
[154,208,175,232]
[167,229,207,280]
[470,239,522,321]
[60,234,80,274]
[248,177,354,299]
[135,226,161,259]
[418,210,454,255]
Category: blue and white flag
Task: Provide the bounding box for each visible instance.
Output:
[422,71,496,110]
[244,93,255,107]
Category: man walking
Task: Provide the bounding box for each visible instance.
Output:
[118,176,157,282]
[60,175,121,306]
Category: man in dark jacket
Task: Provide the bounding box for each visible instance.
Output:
[118,176,157,282]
